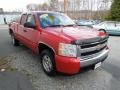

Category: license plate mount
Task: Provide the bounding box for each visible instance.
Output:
[94,62,102,69]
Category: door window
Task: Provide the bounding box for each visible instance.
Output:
[26,14,36,25]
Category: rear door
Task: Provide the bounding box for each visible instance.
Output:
[17,14,27,43]
[23,14,38,51]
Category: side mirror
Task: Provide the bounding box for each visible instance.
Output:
[24,22,36,29]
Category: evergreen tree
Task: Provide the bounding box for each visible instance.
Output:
[107,0,120,21]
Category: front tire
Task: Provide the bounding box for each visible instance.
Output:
[41,50,56,76]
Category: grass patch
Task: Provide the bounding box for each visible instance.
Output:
[0,58,10,70]
[8,67,18,71]
[0,58,8,65]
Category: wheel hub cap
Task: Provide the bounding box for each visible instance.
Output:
[42,55,52,72]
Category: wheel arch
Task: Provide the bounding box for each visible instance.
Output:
[38,42,56,55]
[99,29,107,33]
[9,28,13,35]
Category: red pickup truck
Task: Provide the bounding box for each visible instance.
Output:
[9,11,109,76]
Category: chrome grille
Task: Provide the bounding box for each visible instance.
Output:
[76,37,108,60]
[80,42,107,53]
[81,50,104,60]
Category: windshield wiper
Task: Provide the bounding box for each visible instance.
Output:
[64,24,76,27]
[44,25,65,28]
[43,24,76,28]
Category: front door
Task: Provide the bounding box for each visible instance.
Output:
[23,14,38,51]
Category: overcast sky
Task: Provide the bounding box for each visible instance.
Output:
[0,0,111,11]
[0,0,47,11]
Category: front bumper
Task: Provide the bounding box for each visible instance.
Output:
[80,49,109,68]
[55,55,80,74]
[55,49,109,74]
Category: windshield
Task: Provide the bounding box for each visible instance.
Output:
[38,13,75,28]
[96,22,105,26]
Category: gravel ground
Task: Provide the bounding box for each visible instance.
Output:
[1,25,119,90]
[5,49,115,90]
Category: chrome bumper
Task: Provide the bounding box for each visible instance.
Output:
[80,49,109,67]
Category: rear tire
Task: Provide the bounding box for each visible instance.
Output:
[40,50,56,76]
[11,35,20,46]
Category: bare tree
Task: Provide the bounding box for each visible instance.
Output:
[40,3,49,11]
[0,8,4,14]
[49,0,58,11]
[26,0,112,19]
[26,3,50,11]
[26,4,38,11]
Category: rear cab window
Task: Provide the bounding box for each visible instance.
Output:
[20,14,27,25]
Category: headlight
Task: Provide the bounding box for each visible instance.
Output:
[58,43,77,57]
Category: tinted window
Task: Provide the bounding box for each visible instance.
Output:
[26,15,36,25]
[20,14,27,25]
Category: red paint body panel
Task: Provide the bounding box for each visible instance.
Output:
[55,55,80,74]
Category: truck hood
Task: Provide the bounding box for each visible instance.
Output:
[44,26,102,41]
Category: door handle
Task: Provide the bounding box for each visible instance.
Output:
[23,29,27,32]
